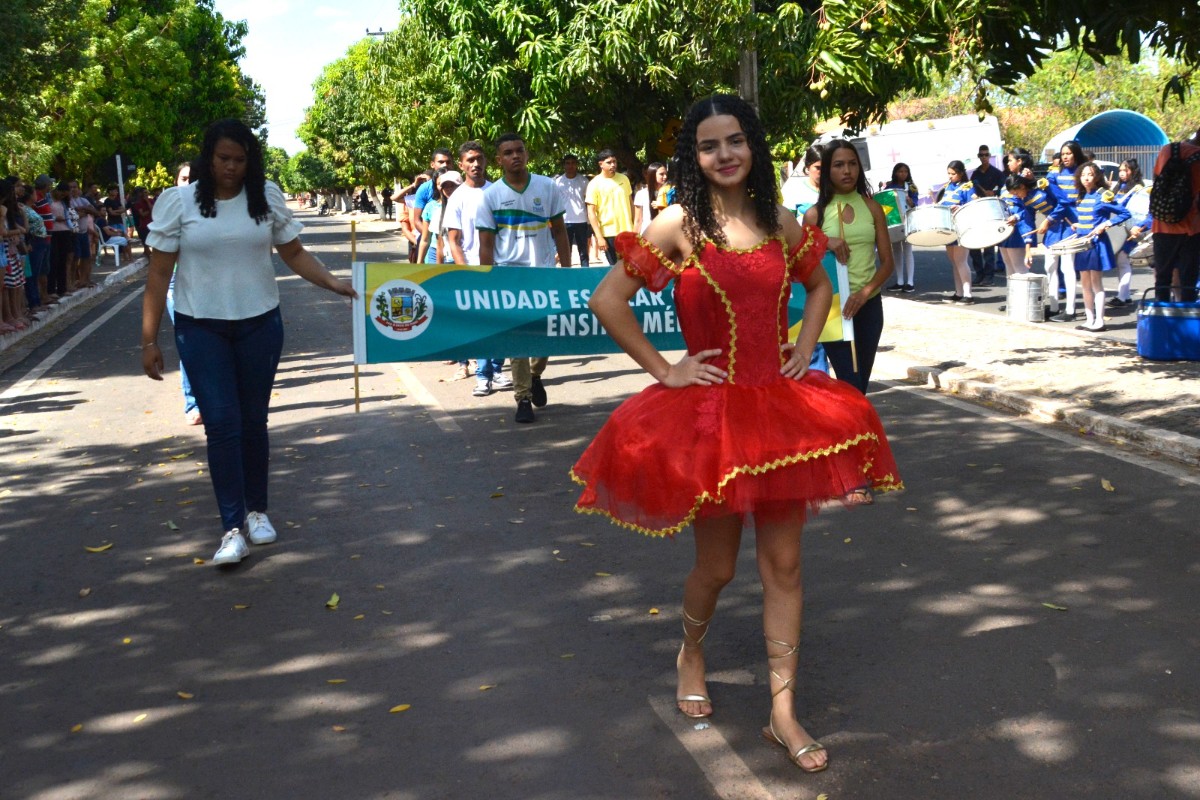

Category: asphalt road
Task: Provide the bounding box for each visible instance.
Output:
[1,212,1197,800]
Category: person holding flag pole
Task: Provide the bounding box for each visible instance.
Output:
[803,139,894,396]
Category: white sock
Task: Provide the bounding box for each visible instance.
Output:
[1093,291,1106,327]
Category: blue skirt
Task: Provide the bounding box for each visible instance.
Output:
[1073,237,1117,272]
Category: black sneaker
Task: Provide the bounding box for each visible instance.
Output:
[943,293,962,303]
[902,284,916,293]
[1106,297,1129,307]
[1049,311,1077,323]
[515,398,535,423]
[958,296,976,305]
[530,375,547,407]
[885,283,905,292]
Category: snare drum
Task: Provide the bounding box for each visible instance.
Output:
[1047,235,1094,255]
[1129,236,1154,268]
[905,205,956,246]
[952,198,1011,249]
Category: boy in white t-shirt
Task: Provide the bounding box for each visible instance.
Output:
[443,141,508,398]
[554,154,591,266]
[478,133,572,424]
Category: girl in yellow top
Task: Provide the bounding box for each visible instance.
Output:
[802,139,894,394]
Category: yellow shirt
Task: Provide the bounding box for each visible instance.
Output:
[819,191,880,297]
[585,173,633,237]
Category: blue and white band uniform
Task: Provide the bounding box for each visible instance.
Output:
[1072,190,1132,272]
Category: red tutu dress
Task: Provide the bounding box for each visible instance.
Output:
[571,229,902,536]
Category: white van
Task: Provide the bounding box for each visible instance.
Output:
[800,114,1004,204]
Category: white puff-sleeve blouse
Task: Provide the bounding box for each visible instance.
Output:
[147,180,303,320]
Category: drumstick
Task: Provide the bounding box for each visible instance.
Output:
[837,203,859,374]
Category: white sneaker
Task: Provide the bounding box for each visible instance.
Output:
[472,378,491,396]
[491,372,513,390]
[246,511,277,544]
[212,529,249,565]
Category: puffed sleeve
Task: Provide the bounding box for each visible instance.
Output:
[265,181,303,245]
[614,231,679,292]
[786,224,828,283]
[145,187,183,252]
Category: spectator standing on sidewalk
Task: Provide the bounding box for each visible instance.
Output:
[141,118,356,566]
[443,140,511,398]
[586,150,634,265]
[781,145,823,218]
[48,182,75,299]
[30,175,55,304]
[1151,127,1200,302]
[477,132,571,424]
[968,145,1004,285]
[69,181,100,288]
[554,154,591,267]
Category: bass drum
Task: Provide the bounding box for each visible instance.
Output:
[905,205,956,246]
[952,198,1011,249]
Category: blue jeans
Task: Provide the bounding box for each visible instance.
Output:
[165,280,197,414]
[174,306,284,532]
[475,357,503,380]
[30,236,51,279]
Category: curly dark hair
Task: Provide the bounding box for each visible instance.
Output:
[675,94,780,247]
[192,118,269,223]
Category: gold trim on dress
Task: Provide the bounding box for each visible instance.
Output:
[693,253,739,384]
[570,433,905,538]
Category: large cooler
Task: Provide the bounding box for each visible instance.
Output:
[1136,288,1200,361]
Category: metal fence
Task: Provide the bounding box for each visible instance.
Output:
[1085,145,1162,168]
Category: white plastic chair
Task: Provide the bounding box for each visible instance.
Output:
[97,227,125,268]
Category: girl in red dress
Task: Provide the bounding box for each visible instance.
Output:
[571,95,901,774]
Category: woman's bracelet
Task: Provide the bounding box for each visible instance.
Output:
[142,342,159,349]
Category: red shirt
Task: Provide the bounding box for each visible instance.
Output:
[32,191,53,234]
[1151,140,1200,236]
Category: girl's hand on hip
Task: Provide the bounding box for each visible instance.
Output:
[779,342,811,380]
[661,348,726,388]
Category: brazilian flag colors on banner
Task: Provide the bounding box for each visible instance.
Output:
[352,261,852,365]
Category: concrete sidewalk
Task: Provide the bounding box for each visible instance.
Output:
[877,296,1200,467]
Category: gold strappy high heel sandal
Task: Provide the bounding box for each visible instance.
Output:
[676,608,713,718]
[761,636,828,773]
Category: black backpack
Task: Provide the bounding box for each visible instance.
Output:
[1149,142,1200,224]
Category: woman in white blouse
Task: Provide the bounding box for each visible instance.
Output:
[140,119,355,565]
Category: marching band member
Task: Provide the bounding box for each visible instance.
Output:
[1070,162,1131,332]
[1109,159,1152,308]
[1041,140,1086,322]
[882,163,918,292]
[936,161,975,304]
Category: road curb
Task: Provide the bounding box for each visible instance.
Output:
[897,360,1200,468]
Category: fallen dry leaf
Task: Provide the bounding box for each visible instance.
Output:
[326,593,341,610]
[490,492,504,498]
[176,691,194,700]
[233,604,250,610]
[193,558,206,565]
[844,538,852,544]
[122,637,132,645]
[79,588,91,598]
[332,725,347,732]
[594,572,612,577]
[1042,603,1069,612]
[649,608,660,615]
[479,684,496,691]
[560,653,575,659]
[1101,478,1115,492]
[353,614,365,621]
[133,714,147,723]
[84,543,114,553]
[389,704,411,714]
[70,724,83,733]
[165,520,180,531]
[327,679,347,685]
[578,542,595,547]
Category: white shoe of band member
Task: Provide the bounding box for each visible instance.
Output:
[246,511,278,545]
[212,529,249,565]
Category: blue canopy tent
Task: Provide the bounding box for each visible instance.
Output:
[1042,110,1169,165]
